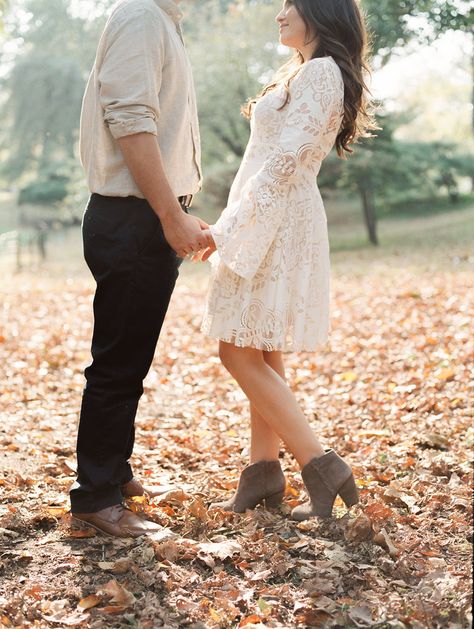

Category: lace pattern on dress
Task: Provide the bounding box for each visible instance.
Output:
[202,57,344,352]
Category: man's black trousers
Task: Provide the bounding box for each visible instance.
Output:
[69,193,183,513]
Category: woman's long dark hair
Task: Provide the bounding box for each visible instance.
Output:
[242,0,377,157]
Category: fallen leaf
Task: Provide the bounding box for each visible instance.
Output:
[373,528,399,558]
[435,367,455,381]
[46,506,69,517]
[98,580,136,608]
[154,489,190,504]
[24,585,43,600]
[188,497,209,521]
[153,539,180,563]
[99,605,130,614]
[349,605,374,625]
[98,558,132,574]
[364,501,397,523]
[239,614,264,627]
[77,594,102,611]
[198,539,242,561]
[339,371,358,382]
[382,486,420,512]
[418,432,450,450]
[345,514,374,543]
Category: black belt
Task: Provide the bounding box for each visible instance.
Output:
[178,194,193,208]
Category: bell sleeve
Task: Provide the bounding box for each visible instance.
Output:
[210,58,342,280]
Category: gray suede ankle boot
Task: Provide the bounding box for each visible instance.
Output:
[213,460,286,512]
[291,450,359,521]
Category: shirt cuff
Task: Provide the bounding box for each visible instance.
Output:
[105,114,158,140]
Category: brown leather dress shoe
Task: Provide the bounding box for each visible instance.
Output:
[120,478,170,499]
[71,503,163,538]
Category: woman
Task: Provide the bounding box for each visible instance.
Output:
[196,0,375,520]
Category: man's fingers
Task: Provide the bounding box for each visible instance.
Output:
[192,234,213,252]
[197,217,210,229]
[166,219,214,259]
[200,229,215,248]
[178,246,192,258]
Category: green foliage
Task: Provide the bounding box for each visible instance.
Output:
[0,0,8,32]
[18,170,69,206]
[0,0,107,192]
[186,0,282,166]
[1,51,84,179]
[185,0,284,210]
[0,0,470,240]
[320,112,470,214]
[362,0,473,62]
[9,0,108,69]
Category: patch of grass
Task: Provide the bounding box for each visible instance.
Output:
[1,191,473,279]
[329,201,474,274]
[381,193,474,219]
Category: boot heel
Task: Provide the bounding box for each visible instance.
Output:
[263,490,285,508]
[338,475,359,508]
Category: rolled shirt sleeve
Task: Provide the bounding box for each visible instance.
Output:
[98,5,164,139]
[210,58,342,280]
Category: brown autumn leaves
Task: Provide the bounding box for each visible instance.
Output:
[0,264,472,628]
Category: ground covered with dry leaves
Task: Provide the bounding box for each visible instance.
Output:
[0,247,473,628]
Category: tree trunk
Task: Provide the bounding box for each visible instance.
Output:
[15,231,22,273]
[471,31,474,133]
[359,184,378,246]
[471,32,474,191]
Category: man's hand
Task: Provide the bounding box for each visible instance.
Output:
[116,133,210,258]
[161,213,214,259]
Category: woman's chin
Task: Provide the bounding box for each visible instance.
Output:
[279,35,297,49]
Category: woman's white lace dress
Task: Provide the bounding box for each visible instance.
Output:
[201,57,344,352]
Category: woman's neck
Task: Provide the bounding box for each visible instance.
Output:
[299,39,317,63]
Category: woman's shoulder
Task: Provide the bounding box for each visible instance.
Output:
[292,56,343,91]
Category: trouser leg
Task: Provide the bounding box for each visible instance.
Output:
[70,195,181,513]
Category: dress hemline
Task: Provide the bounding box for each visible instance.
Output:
[200,329,329,354]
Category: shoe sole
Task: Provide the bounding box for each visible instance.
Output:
[211,489,285,513]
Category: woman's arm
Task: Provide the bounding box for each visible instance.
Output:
[210,58,343,279]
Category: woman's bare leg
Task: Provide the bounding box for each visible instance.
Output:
[249,351,285,464]
[219,342,325,468]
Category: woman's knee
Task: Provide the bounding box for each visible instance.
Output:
[219,342,262,374]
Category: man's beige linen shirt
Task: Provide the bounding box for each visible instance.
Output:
[80,0,202,198]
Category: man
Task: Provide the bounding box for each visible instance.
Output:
[70,0,211,537]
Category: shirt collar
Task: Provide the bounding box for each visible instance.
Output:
[154,0,183,24]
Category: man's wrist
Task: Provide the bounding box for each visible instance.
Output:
[156,202,184,226]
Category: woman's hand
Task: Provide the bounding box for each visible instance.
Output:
[191,228,216,262]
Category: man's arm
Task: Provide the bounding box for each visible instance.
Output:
[98,8,210,258]
[118,133,211,258]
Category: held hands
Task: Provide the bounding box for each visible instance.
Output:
[191,229,216,262]
[161,212,214,259]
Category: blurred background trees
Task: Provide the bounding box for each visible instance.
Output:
[0,0,472,251]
